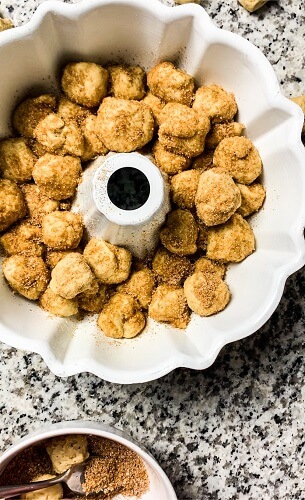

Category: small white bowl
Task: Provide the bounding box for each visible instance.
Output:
[0,0,304,383]
[0,420,177,500]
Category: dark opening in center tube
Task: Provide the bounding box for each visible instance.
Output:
[107,167,150,210]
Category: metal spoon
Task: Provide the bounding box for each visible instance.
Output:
[0,459,95,499]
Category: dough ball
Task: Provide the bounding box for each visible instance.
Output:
[41,211,83,250]
[117,267,155,308]
[45,249,81,270]
[83,238,132,285]
[213,136,262,184]
[142,91,166,126]
[21,474,63,500]
[194,257,226,279]
[148,284,190,329]
[205,122,245,149]
[61,62,109,107]
[0,220,43,256]
[197,223,208,251]
[108,65,146,100]
[34,113,84,157]
[237,182,266,217]
[13,94,57,138]
[195,168,241,226]
[193,84,238,123]
[192,150,214,172]
[152,246,193,286]
[40,287,78,317]
[2,254,49,300]
[78,280,108,313]
[0,179,27,232]
[171,169,201,209]
[33,153,82,200]
[206,213,255,262]
[0,138,36,183]
[147,61,195,106]
[27,139,49,159]
[153,140,191,175]
[160,209,198,255]
[96,97,154,152]
[97,292,146,339]
[80,114,108,162]
[57,97,90,123]
[46,435,89,474]
[184,271,230,316]
[49,253,95,299]
[21,184,59,222]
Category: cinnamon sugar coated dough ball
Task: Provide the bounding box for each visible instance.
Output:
[46,435,89,474]
[45,249,81,269]
[0,179,27,232]
[153,141,191,175]
[40,287,78,317]
[96,97,154,152]
[33,154,82,200]
[57,97,89,123]
[147,62,195,106]
[149,284,190,329]
[192,150,214,172]
[97,292,146,339]
[152,246,193,286]
[195,168,241,226]
[13,94,56,138]
[21,474,63,500]
[108,65,146,100]
[158,103,210,158]
[50,253,95,299]
[207,213,255,262]
[193,84,238,123]
[205,122,245,150]
[213,136,262,184]
[160,209,198,255]
[0,138,36,183]
[0,220,43,257]
[2,254,49,300]
[80,114,108,161]
[237,182,266,217]
[195,257,226,279]
[184,271,230,316]
[84,238,132,284]
[61,62,108,107]
[34,113,84,157]
[78,281,108,313]
[21,184,59,221]
[41,211,83,250]
[171,170,201,209]
[142,92,166,126]
[117,268,155,308]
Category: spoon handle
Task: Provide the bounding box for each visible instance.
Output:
[0,474,64,499]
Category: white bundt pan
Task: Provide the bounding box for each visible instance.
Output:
[0,0,305,384]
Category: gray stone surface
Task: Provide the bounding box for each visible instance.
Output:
[0,1,305,499]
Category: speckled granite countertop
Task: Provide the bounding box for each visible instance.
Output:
[0,1,305,499]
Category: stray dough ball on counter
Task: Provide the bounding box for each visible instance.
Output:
[50,253,95,299]
[21,474,63,500]
[153,141,191,175]
[238,0,268,13]
[193,84,238,123]
[206,213,255,262]
[117,267,155,308]
[46,435,89,474]
[84,238,132,285]
[0,18,14,31]
[195,168,241,226]
[61,62,109,107]
[171,169,201,209]
[97,292,146,339]
[152,246,193,286]
[142,92,166,126]
[108,65,146,100]
[237,182,266,217]
[149,284,190,329]
[80,114,109,162]
[160,209,198,255]
[13,94,57,138]
[57,97,89,123]
[213,136,262,184]
[20,184,59,221]
[205,122,245,150]
[2,254,49,300]
[34,113,84,157]
[78,280,108,313]
[147,61,195,106]
[184,271,230,316]
[0,179,27,232]
[158,103,210,158]
[96,97,154,152]
[192,150,214,172]
[0,220,43,256]
[194,257,226,279]
[40,286,78,317]
[0,138,36,183]
[41,211,83,250]
[33,153,82,200]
